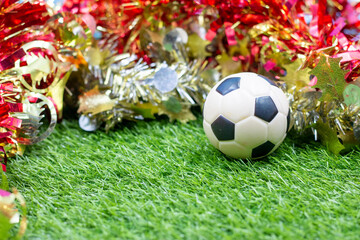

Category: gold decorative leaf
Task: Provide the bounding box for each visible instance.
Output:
[131,103,159,119]
[315,120,345,155]
[281,58,310,88]
[78,86,116,114]
[216,52,242,77]
[158,104,196,123]
[186,34,211,59]
[48,70,72,119]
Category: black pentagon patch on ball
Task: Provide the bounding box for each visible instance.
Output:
[257,74,277,86]
[216,77,241,96]
[252,141,275,158]
[211,115,235,141]
[255,96,278,122]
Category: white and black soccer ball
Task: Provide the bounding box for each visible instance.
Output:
[203,72,290,159]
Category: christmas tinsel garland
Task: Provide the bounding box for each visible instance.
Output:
[1,0,360,236]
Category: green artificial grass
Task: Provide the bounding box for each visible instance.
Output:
[5,117,360,239]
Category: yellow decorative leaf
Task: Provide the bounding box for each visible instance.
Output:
[315,120,345,155]
[78,86,116,114]
[216,52,242,77]
[186,34,211,59]
[158,104,196,123]
[131,103,159,119]
[145,29,164,44]
[281,58,310,88]
[229,38,250,56]
[48,70,72,119]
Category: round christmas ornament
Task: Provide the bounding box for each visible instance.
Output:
[203,72,290,159]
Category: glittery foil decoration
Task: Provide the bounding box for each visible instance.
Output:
[0,0,51,60]
[0,0,68,164]
[55,0,360,151]
[0,83,24,168]
[153,67,178,93]
[69,7,219,131]
[287,82,360,153]
[14,93,57,145]
[77,49,217,131]
[13,41,61,93]
[60,0,206,55]
[0,80,58,167]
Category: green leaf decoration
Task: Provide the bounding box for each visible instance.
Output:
[315,120,345,155]
[164,97,182,114]
[310,55,348,101]
[343,84,360,106]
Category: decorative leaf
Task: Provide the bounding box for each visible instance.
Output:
[145,29,164,44]
[315,120,345,155]
[229,39,250,56]
[200,69,220,84]
[85,47,112,66]
[216,52,242,77]
[86,47,103,66]
[343,84,360,106]
[78,86,116,114]
[131,103,159,119]
[158,104,196,123]
[281,58,310,88]
[186,34,211,59]
[164,97,182,113]
[338,132,360,152]
[310,55,348,101]
[48,70,72,119]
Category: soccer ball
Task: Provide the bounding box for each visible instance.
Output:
[203,72,290,159]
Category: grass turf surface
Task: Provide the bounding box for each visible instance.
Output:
[5,117,360,239]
